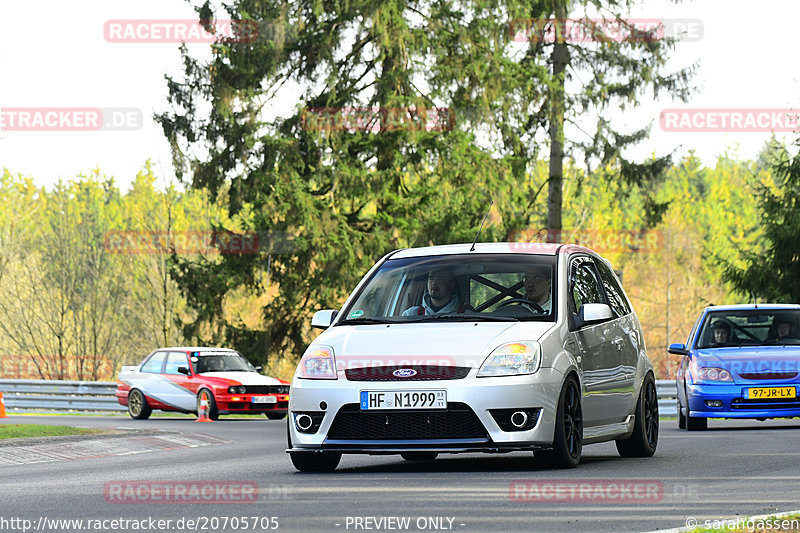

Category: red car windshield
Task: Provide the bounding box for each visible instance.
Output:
[192,353,255,373]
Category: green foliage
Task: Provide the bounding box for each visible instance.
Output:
[0,165,235,379]
[723,140,800,303]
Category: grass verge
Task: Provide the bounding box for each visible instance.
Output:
[0,424,105,439]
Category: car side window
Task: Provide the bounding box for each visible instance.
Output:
[164,352,189,375]
[569,258,605,312]
[594,259,631,316]
[140,352,167,373]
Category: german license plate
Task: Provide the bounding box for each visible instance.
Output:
[360,390,446,410]
[746,387,796,399]
[251,396,277,403]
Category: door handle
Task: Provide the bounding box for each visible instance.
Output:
[612,338,624,351]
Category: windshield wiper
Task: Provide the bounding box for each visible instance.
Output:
[409,314,519,322]
[338,317,394,325]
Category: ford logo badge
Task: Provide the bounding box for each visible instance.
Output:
[392,368,418,377]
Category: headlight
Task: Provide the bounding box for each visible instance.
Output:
[297,345,337,379]
[478,342,541,377]
[695,366,733,382]
[227,386,246,394]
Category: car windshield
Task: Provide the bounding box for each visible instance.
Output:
[338,254,557,323]
[696,310,800,348]
[192,352,255,373]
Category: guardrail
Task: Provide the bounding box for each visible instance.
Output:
[0,379,126,413]
[0,378,681,416]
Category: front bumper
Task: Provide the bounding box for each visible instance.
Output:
[287,368,564,452]
[216,394,289,413]
[687,382,800,419]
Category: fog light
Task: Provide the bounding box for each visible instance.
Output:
[705,399,723,408]
[296,414,313,431]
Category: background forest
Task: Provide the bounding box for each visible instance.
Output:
[0,142,784,381]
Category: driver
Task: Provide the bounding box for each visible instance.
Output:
[206,357,225,371]
[522,264,552,313]
[403,267,464,316]
[710,321,732,346]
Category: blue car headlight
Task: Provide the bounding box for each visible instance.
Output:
[695,366,733,382]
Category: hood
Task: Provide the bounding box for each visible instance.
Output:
[196,371,281,385]
[695,346,800,381]
[314,321,555,369]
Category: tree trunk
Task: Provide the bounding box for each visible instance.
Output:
[547,2,569,240]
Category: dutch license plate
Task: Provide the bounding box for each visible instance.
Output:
[746,387,796,399]
[360,390,446,410]
[251,396,277,404]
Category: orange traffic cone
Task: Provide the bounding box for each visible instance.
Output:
[0,392,7,418]
[195,391,213,422]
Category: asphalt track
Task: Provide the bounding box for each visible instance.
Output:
[1,415,799,533]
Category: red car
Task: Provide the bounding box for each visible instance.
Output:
[116,347,289,420]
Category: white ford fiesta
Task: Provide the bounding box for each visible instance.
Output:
[287,242,658,471]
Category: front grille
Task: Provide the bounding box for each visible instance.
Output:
[243,385,289,394]
[731,398,800,410]
[327,403,488,440]
[738,372,798,380]
[345,365,471,381]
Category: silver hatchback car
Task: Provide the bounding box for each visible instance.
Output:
[287,242,658,471]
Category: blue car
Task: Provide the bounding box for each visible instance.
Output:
[671,304,800,431]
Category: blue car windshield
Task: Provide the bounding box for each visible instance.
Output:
[696,310,800,349]
[339,254,558,323]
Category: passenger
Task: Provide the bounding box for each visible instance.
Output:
[403,268,464,316]
[773,315,800,343]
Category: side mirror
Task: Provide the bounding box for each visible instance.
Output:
[668,342,689,355]
[177,366,190,375]
[255,366,263,372]
[577,303,615,327]
[311,309,339,329]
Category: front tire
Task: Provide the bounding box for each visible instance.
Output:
[290,452,341,472]
[678,400,686,429]
[127,389,152,420]
[197,389,219,420]
[534,375,582,469]
[616,374,659,457]
[686,412,707,431]
[266,412,287,420]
